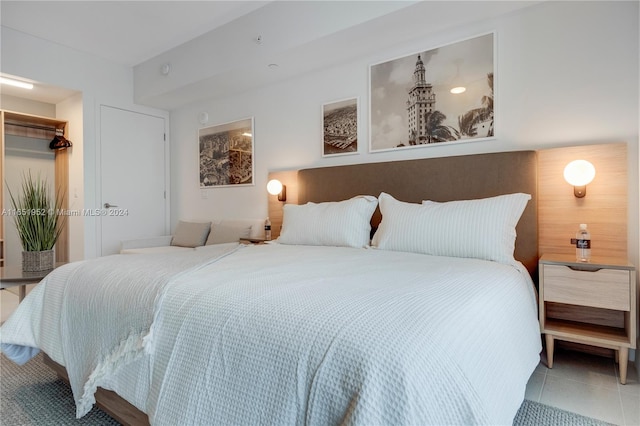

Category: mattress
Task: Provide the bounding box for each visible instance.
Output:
[1,242,541,425]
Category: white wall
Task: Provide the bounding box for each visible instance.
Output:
[170,1,638,262]
[1,27,170,259]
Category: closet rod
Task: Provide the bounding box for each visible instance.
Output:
[5,121,60,132]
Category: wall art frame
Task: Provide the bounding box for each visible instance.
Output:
[322,97,359,157]
[369,32,496,152]
[199,117,254,187]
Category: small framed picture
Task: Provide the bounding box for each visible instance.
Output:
[322,97,358,157]
[199,117,254,187]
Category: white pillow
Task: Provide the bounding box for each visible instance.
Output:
[278,195,378,248]
[371,192,531,264]
[206,223,251,245]
[171,221,211,247]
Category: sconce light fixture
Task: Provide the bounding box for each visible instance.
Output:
[563,159,595,198]
[267,179,286,202]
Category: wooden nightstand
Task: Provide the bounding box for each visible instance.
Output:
[539,254,636,384]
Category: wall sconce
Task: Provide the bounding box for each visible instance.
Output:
[563,159,595,198]
[267,179,286,202]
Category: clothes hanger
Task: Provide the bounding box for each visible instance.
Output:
[49,128,72,150]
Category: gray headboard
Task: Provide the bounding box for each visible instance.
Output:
[296,150,538,276]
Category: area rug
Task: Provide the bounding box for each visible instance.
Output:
[1,353,615,426]
[1,353,119,425]
[513,399,615,426]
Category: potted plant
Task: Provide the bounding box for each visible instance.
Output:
[7,171,65,271]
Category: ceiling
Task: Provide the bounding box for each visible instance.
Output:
[0,1,540,109]
[0,1,271,104]
[1,1,271,67]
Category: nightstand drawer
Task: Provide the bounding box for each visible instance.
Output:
[543,264,630,311]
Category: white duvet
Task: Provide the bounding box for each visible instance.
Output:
[1,243,541,425]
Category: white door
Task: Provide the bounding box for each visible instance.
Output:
[100,106,166,256]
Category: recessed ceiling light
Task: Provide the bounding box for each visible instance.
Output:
[0,77,34,90]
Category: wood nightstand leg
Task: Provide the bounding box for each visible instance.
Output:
[618,347,628,385]
[545,334,554,368]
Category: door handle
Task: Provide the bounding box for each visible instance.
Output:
[104,203,118,208]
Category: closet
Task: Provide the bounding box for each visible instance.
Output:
[0,110,70,266]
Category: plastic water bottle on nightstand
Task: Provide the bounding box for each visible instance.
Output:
[264,217,272,241]
[575,223,591,262]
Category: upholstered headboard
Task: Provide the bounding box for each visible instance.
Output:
[294,151,538,275]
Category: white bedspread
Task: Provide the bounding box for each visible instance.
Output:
[1,243,541,425]
[1,243,240,417]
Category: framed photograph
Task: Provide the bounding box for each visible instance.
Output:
[369,32,495,152]
[199,117,254,187]
[322,97,358,157]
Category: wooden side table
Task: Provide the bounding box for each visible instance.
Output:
[538,253,636,384]
[0,263,64,302]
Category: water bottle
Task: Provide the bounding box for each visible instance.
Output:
[264,217,271,241]
[576,223,591,262]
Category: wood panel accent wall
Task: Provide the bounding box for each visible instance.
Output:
[269,145,627,269]
[267,170,298,239]
[538,143,628,260]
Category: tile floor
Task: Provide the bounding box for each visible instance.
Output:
[2,288,639,425]
[1,284,35,323]
[1,288,19,323]
[525,349,640,425]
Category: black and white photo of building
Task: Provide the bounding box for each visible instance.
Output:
[370,33,494,152]
[199,118,254,187]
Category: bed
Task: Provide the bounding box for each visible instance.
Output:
[1,150,542,425]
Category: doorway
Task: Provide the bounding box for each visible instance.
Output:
[99,106,167,256]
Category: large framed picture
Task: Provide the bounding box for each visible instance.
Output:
[370,32,495,152]
[199,117,254,187]
[322,97,358,157]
